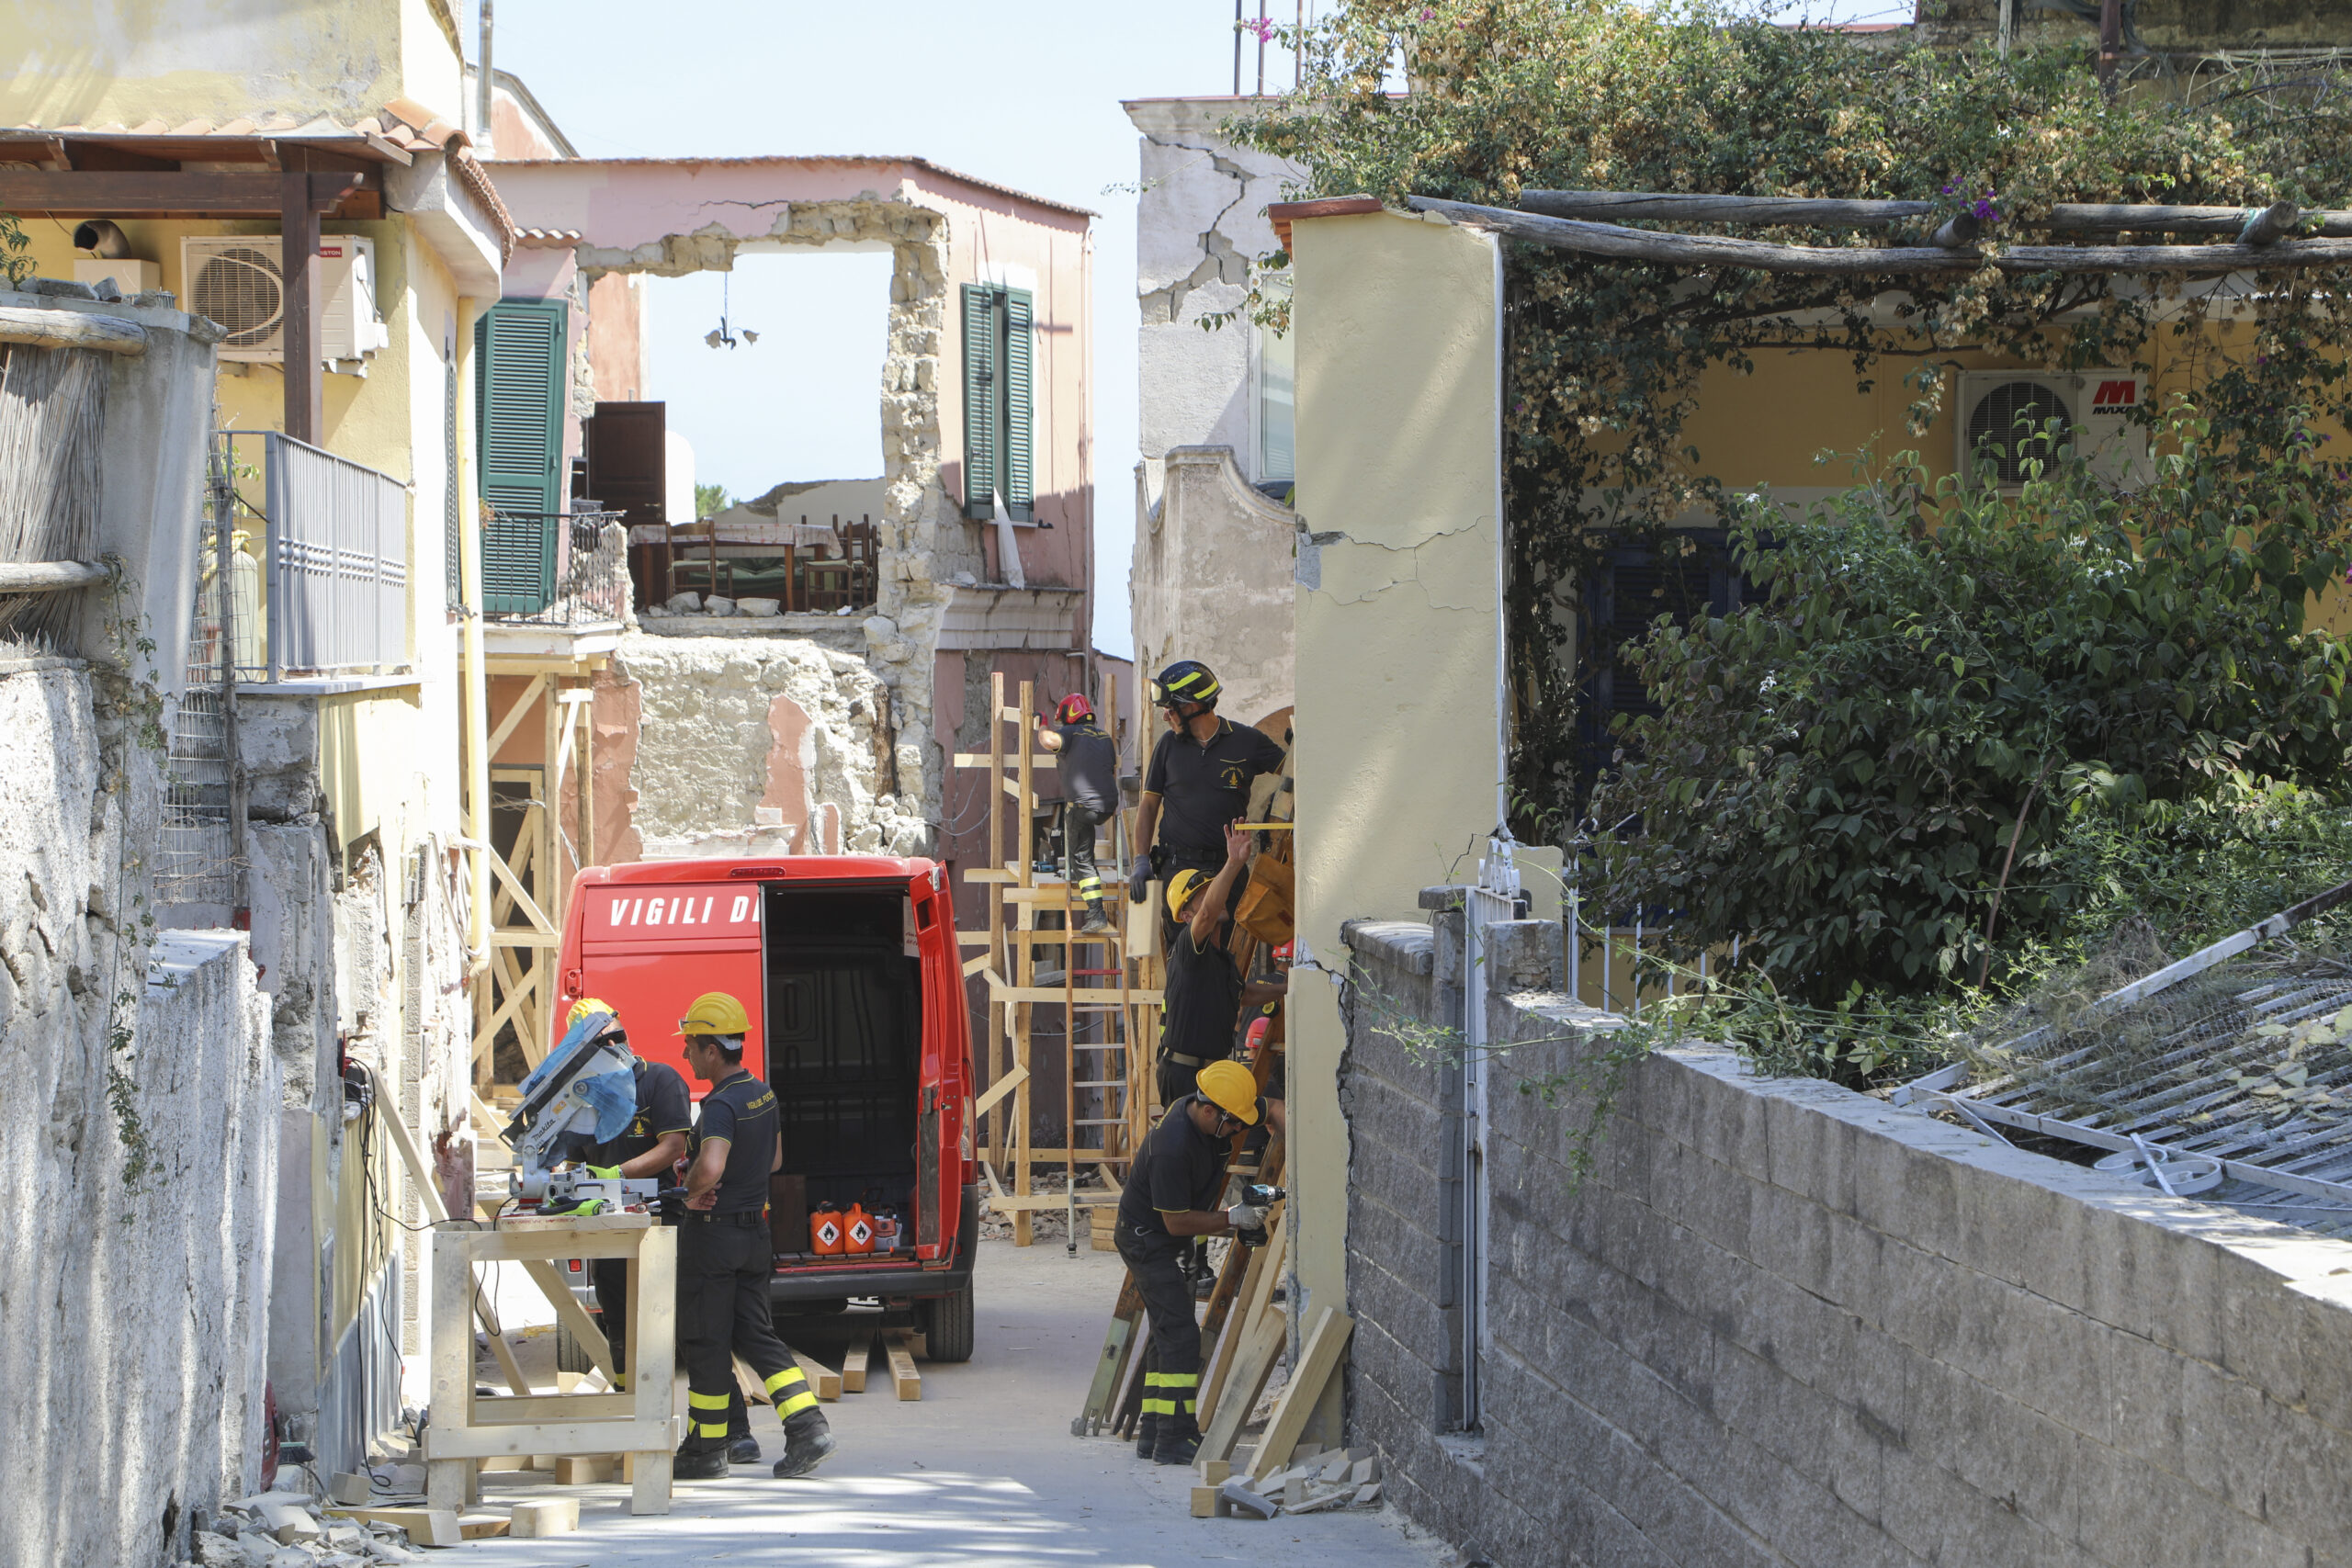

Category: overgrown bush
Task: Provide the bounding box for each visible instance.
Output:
[1587,412,2352,1006]
[1237,0,2352,827]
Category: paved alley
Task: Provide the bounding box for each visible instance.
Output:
[453,1237,1446,1568]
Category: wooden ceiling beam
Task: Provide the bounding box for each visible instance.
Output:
[0,168,366,217]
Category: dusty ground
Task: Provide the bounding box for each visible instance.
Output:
[448,1236,1450,1568]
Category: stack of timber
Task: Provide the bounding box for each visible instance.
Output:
[737,1325,924,1404]
[956,672,1153,1245]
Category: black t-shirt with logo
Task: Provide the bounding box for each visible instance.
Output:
[690,1068,779,1215]
[1159,923,1242,1064]
[1143,719,1285,858]
[1118,1095,1233,1238]
[1052,720,1119,815]
[586,1058,692,1168]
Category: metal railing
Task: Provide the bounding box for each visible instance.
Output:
[481,507,628,626]
[216,430,410,681]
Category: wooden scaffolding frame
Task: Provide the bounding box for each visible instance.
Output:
[956,673,1161,1246]
[471,670,600,1092]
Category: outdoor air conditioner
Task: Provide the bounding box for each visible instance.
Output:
[1955,369,2150,490]
[182,234,390,370]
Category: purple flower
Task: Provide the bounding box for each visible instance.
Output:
[1241,16,1275,41]
[1420,6,1435,17]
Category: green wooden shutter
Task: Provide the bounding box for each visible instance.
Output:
[473,299,567,613]
[961,283,999,519]
[1002,288,1034,522]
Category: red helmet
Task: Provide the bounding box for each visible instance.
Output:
[1056,693,1095,724]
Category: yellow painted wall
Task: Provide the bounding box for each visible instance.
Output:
[0,0,464,128]
[1289,209,1505,1428]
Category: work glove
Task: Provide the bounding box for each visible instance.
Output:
[1128,854,1153,904]
[586,1165,621,1180]
[1226,1203,1269,1233]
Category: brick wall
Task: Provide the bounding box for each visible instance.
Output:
[1340,908,2352,1568]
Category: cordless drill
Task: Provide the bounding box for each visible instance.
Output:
[1232,1183,1285,1248]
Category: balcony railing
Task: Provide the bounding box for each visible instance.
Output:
[212,430,410,682]
[482,507,629,626]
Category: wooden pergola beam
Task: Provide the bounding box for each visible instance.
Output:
[1408,196,2352,276]
[1519,188,2352,239]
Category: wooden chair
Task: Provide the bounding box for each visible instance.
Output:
[803,513,876,611]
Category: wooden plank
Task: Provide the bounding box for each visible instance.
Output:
[885,1331,922,1401]
[1196,1308,1285,1467]
[1247,1307,1354,1483]
[842,1336,873,1394]
[954,750,1056,767]
[487,672,549,759]
[469,1393,632,1424]
[1199,1213,1286,1427]
[324,1508,460,1547]
[983,1190,1121,1213]
[458,1514,511,1540]
[792,1347,842,1402]
[972,1063,1028,1120]
[426,1419,675,1461]
[1078,1313,1136,1435]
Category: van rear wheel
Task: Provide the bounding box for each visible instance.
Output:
[916,1280,974,1363]
[555,1319,595,1375]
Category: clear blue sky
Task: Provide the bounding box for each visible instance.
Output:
[484,0,1293,660]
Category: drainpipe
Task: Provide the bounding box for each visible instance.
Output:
[476,0,496,157]
[460,320,492,972]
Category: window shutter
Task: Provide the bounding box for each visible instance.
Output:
[961,283,999,520]
[1001,287,1034,522]
[472,299,567,613]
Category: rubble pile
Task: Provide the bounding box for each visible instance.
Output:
[182,1485,422,1567]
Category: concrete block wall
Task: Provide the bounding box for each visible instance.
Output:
[1340,908,2352,1568]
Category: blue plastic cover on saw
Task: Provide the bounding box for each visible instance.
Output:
[519,1013,639,1142]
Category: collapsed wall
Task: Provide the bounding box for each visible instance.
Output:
[0,660,277,1567]
[576,197,968,835]
[604,630,928,861]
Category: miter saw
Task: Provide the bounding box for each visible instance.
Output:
[502,1010,660,1214]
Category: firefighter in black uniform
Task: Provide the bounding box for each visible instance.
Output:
[1158,823,1288,1114]
[672,992,838,1482]
[1035,693,1118,934]
[1129,660,1285,916]
[568,998,766,1466]
[1116,1057,1272,1465]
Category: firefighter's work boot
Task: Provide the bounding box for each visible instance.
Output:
[1134,1410,1159,1460]
[729,1435,762,1465]
[1080,901,1115,936]
[673,1443,729,1481]
[772,1408,838,1479]
[1151,1413,1202,1467]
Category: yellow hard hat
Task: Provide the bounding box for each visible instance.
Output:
[1195,1059,1260,1125]
[568,997,616,1028]
[1167,868,1210,921]
[677,991,752,1038]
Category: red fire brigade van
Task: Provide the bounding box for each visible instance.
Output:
[552,854,978,1360]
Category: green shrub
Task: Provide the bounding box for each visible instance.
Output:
[1588,411,2352,1006]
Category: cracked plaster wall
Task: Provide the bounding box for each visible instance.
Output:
[1125,100,1303,720]
[1283,208,1507,1441]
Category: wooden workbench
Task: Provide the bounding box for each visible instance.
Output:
[424,1212,679,1516]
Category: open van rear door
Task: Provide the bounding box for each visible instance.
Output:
[576,881,765,1089]
[911,868,961,1256]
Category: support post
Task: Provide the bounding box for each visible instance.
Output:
[279,174,322,444]
[209,435,248,923]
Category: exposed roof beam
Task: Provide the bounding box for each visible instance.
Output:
[1409,196,2352,276]
[1519,188,2352,238]
[0,168,366,217]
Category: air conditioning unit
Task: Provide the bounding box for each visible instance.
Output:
[182,235,390,370]
[1956,370,2150,490]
